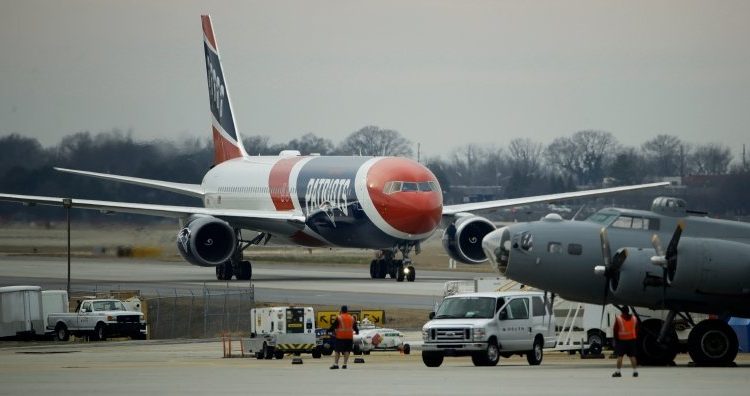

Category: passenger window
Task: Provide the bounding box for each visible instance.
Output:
[547,242,562,254]
[532,297,545,317]
[507,298,529,320]
[568,243,582,255]
[631,217,644,229]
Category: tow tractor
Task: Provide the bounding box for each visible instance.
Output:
[245,306,322,359]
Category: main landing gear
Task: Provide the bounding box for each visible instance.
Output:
[215,230,267,281]
[370,244,417,282]
[634,309,739,367]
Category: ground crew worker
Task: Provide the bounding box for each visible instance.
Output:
[612,306,639,377]
[329,305,359,369]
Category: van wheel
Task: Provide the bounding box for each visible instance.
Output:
[474,340,500,366]
[422,351,444,367]
[526,337,543,365]
[55,323,70,342]
[94,323,107,341]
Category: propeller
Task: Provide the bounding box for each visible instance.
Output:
[593,227,628,326]
[647,221,684,307]
[649,221,684,285]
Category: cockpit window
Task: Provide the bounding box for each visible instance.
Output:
[383,180,439,194]
[587,212,618,225]
[610,215,660,231]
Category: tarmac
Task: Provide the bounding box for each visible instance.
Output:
[0,339,748,396]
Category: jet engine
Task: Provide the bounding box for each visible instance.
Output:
[442,215,496,264]
[176,215,236,267]
[665,238,750,296]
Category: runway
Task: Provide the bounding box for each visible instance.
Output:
[0,255,487,309]
[0,339,748,396]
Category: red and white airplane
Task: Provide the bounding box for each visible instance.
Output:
[0,16,667,282]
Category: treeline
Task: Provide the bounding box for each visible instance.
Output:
[0,127,748,221]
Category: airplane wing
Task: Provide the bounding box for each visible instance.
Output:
[0,193,305,229]
[54,167,205,198]
[442,182,670,216]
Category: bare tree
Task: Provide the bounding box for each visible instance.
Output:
[608,147,645,185]
[338,126,413,157]
[508,138,543,178]
[286,133,334,155]
[544,130,617,184]
[641,134,688,177]
[691,143,732,175]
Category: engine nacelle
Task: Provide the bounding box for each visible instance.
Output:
[176,215,236,267]
[668,238,750,295]
[442,215,496,264]
[609,248,665,307]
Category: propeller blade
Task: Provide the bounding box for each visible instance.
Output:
[651,234,664,256]
[599,227,611,267]
[665,221,684,260]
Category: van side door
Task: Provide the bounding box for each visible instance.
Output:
[497,297,531,351]
[531,295,555,346]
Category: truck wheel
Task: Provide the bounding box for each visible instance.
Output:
[263,343,273,359]
[274,350,284,359]
[526,337,544,366]
[55,323,70,342]
[312,347,322,359]
[94,323,107,341]
[422,351,444,367]
[322,342,333,356]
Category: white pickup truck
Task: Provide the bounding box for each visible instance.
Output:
[422,291,556,367]
[48,299,147,341]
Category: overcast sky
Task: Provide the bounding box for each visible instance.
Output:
[1,0,749,159]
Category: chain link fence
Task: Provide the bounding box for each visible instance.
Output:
[70,285,255,339]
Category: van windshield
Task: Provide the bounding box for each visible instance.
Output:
[434,297,495,319]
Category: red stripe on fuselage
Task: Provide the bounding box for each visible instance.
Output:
[201,15,218,52]
[269,156,305,210]
[212,127,242,165]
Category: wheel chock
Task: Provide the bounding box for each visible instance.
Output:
[292,357,304,365]
[354,357,365,364]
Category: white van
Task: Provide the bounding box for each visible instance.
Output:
[421,291,556,367]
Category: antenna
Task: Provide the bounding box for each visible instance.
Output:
[417,142,421,163]
[744,144,747,170]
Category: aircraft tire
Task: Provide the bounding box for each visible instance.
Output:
[688,319,738,366]
[369,260,377,278]
[636,319,678,366]
[406,266,416,282]
[237,260,252,280]
[376,260,387,279]
[396,264,405,282]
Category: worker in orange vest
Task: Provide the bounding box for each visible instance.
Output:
[612,306,639,377]
[329,305,359,369]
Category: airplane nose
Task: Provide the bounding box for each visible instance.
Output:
[382,191,443,235]
[483,226,511,274]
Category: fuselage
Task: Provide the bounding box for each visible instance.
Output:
[201,155,443,249]
[483,205,750,316]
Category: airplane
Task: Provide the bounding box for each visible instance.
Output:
[482,196,750,366]
[0,15,667,284]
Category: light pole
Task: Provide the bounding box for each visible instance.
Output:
[62,198,72,296]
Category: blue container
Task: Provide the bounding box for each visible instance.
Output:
[728,317,750,352]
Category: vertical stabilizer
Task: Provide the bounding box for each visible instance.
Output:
[202,15,247,165]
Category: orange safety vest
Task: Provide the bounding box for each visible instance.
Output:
[335,313,354,340]
[616,315,637,341]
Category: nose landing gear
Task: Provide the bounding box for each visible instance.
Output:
[370,244,418,282]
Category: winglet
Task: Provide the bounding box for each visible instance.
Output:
[202,15,247,165]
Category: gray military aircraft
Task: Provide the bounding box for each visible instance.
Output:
[481,196,750,366]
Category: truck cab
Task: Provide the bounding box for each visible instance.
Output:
[421,291,556,367]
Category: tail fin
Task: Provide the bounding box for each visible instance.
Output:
[202,15,247,165]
